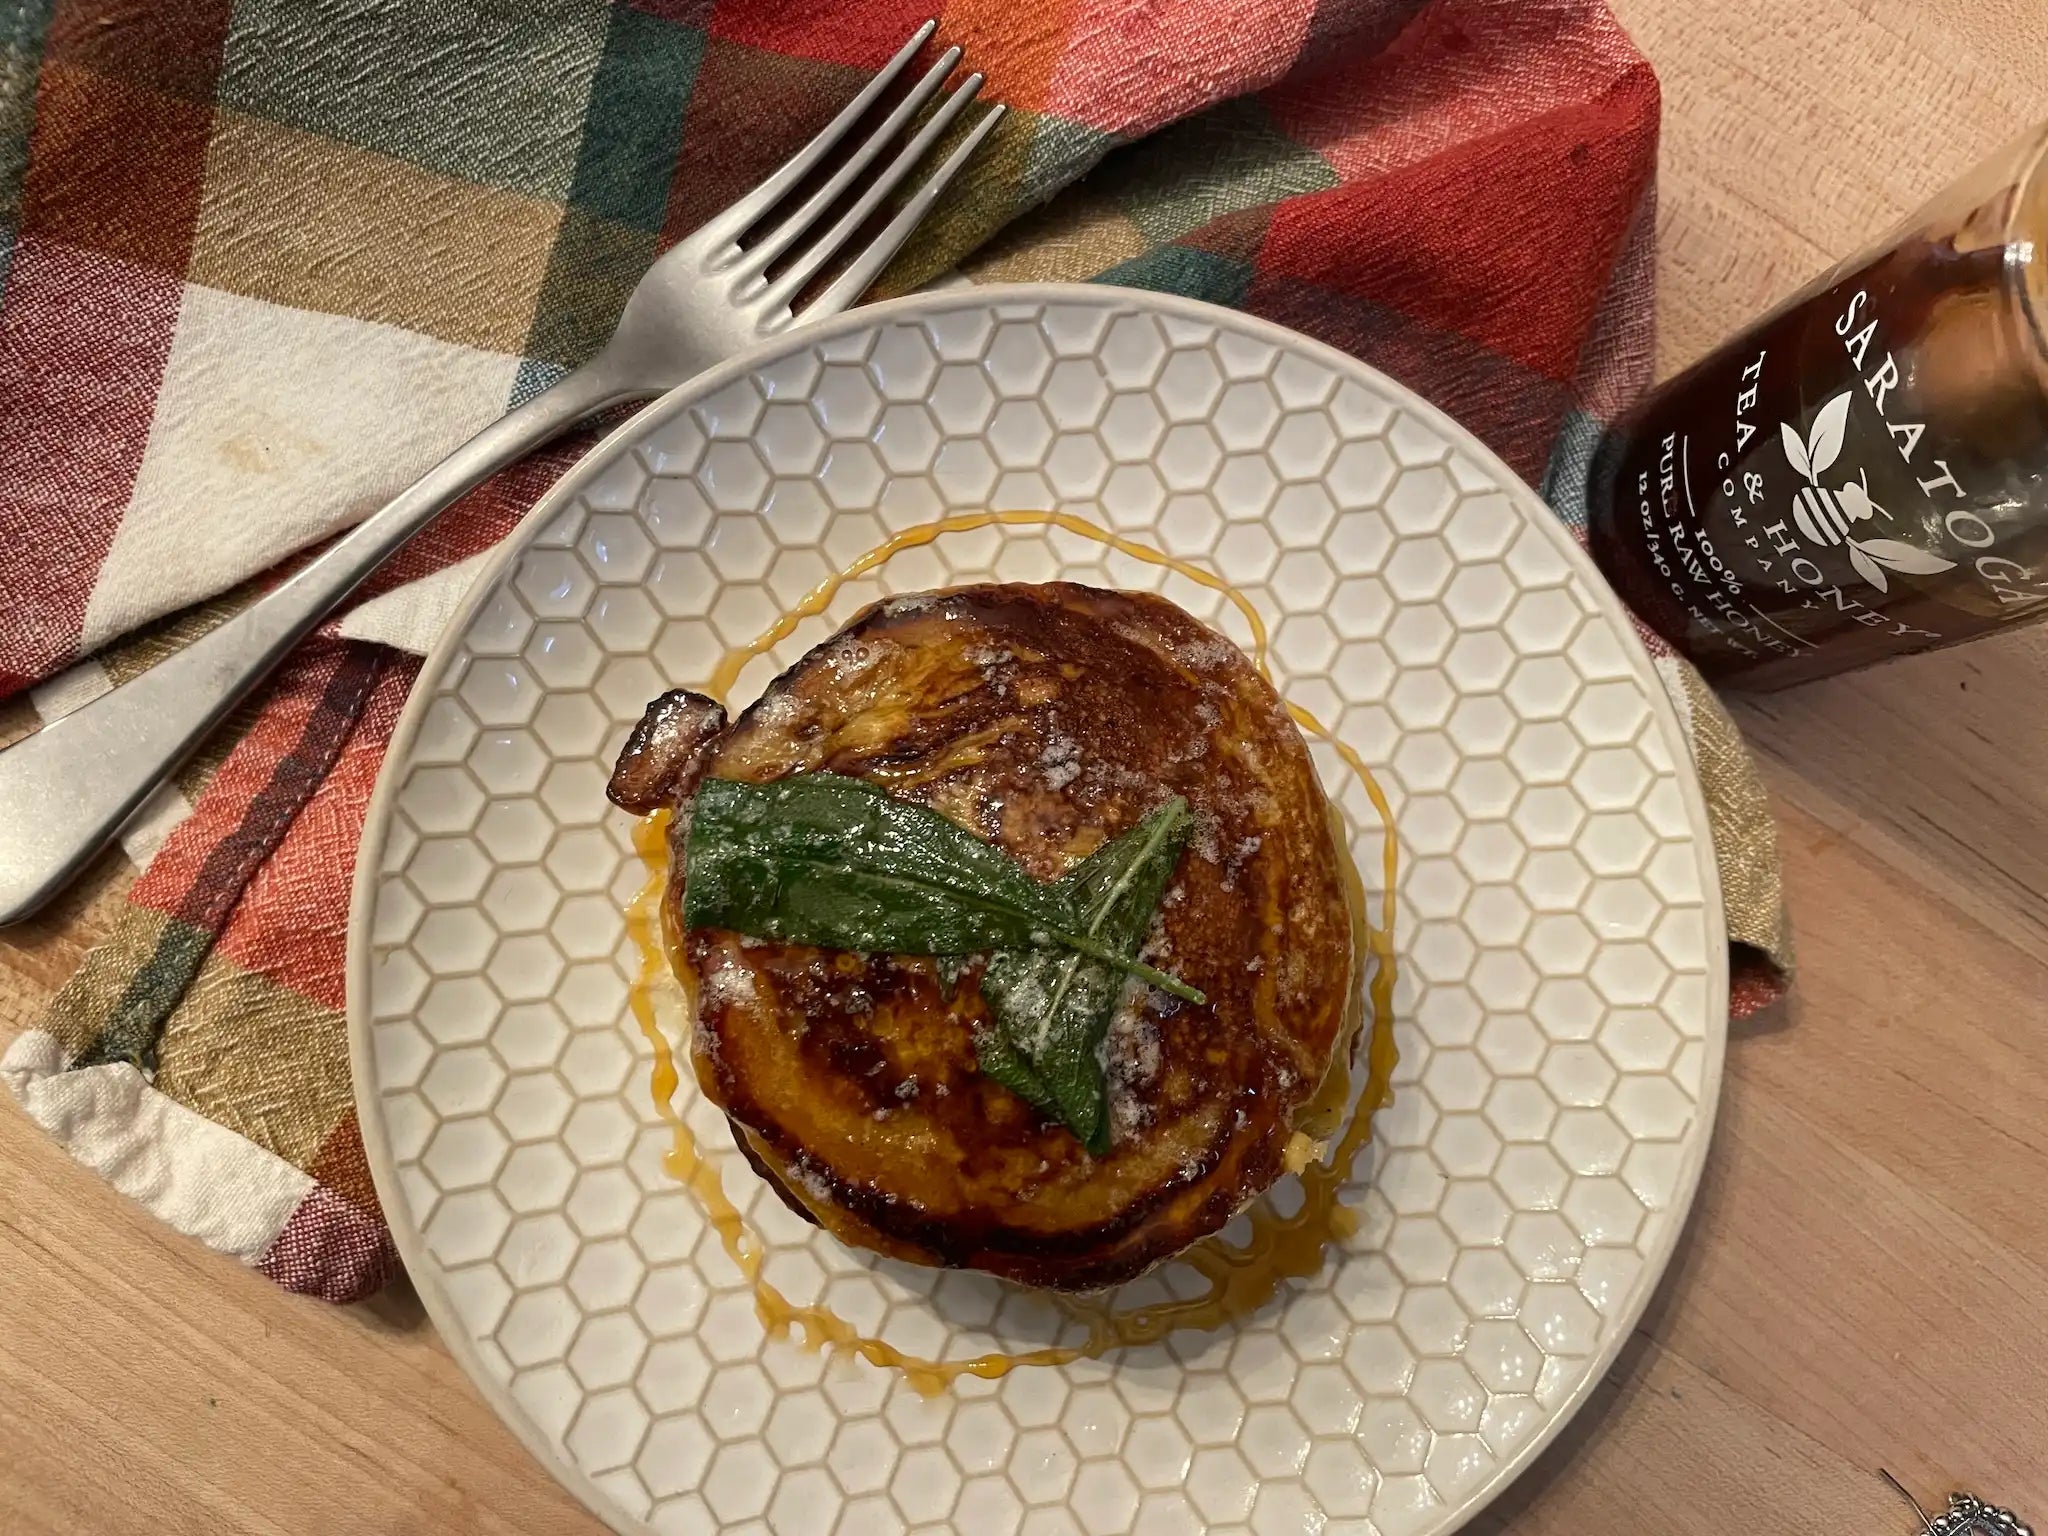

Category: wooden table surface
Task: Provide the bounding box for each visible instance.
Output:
[6,4,2046,1532]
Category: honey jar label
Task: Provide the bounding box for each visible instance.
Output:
[1590,252,2048,687]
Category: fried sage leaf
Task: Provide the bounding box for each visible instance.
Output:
[970,1022,1059,1114]
[681,774,1201,1002]
[981,797,1193,1154]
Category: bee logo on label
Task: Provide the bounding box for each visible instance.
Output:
[1779,390,1957,593]
[1793,468,1882,548]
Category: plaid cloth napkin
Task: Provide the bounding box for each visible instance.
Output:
[0,0,1790,1303]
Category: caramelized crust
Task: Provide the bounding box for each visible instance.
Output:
[645,583,1352,1291]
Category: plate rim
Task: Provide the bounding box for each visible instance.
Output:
[347,280,1729,1536]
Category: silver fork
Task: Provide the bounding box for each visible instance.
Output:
[0,21,1001,925]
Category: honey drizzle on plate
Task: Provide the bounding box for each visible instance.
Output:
[623,511,1399,1394]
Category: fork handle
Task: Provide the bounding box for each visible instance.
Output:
[0,361,641,926]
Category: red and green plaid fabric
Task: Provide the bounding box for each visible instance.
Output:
[0,0,1790,1302]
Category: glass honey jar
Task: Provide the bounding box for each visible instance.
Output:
[1587,122,2048,688]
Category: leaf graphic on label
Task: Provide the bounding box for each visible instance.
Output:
[1856,537,1958,575]
[1848,544,1889,592]
[1804,391,1854,477]
[1781,420,1813,482]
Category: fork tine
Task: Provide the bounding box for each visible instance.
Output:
[738,45,965,278]
[694,19,937,254]
[800,104,1007,319]
[765,85,995,315]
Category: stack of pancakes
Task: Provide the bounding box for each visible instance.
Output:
[609,583,1353,1291]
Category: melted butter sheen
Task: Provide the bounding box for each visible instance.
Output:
[624,510,1400,1395]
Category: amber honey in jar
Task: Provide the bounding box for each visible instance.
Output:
[1586,123,2048,688]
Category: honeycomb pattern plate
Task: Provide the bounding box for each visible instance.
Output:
[348,286,1727,1536]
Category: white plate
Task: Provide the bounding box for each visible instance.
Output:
[349,286,1725,1536]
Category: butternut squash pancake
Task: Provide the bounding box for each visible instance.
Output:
[608,582,1354,1291]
